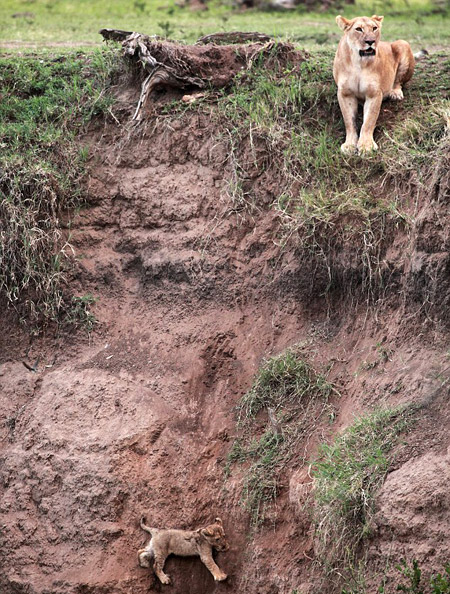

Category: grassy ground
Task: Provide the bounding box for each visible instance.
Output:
[0,0,449,50]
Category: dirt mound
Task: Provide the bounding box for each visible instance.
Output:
[1,57,450,594]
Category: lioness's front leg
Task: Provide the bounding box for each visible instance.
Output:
[199,552,227,582]
[337,88,359,154]
[358,91,383,153]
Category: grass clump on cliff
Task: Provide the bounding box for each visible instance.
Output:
[0,48,118,324]
[312,406,415,580]
[227,346,334,527]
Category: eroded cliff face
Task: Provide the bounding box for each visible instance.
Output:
[1,98,449,594]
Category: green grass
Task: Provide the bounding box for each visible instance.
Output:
[0,0,448,49]
[390,560,450,594]
[0,48,119,324]
[237,347,334,421]
[227,346,334,527]
[312,406,415,581]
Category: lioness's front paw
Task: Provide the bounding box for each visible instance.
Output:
[340,142,358,155]
[215,572,228,581]
[357,139,378,154]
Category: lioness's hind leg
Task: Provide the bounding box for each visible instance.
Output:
[392,40,415,91]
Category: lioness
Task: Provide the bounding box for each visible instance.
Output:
[334,15,415,154]
[138,516,229,585]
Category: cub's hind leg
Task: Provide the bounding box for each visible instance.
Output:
[138,548,152,568]
[154,554,171,585]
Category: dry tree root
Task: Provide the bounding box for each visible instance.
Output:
[99,28,306,121]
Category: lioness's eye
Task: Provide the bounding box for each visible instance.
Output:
[373,26,378,31]
[356,27,363,32]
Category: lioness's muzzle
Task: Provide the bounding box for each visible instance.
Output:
[359,48,376,57]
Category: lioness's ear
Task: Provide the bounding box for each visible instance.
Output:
[201,527,214,537]
[214,517,223,525]
[336,15,351,31]
[371,15,384,25]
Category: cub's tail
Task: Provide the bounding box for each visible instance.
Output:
[140,516,155,535]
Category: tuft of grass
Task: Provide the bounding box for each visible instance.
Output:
[227,346,334,527]
[65,294,99,332]
[0,48,119,325]
[312,406,415,578]
[238,347,333,422]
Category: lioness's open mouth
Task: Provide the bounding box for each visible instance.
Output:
[359,48,376,57]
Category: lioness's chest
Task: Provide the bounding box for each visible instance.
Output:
[342,69,382,100]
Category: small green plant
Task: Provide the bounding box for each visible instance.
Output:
[227,346,334,527]
[431,565,450,594]
[312,406,415,577]
[65,294,98,332]
[396,559,424,594]
[133,0,147,12]
[158,20,175,39]
[386,560,450,594]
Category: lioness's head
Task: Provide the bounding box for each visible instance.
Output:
[336,15,384,58]
[198,517,229,552]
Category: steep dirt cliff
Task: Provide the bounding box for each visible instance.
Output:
[1,65,449,594]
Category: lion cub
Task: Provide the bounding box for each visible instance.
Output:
[138,516,229,585]
[334,15,415,154]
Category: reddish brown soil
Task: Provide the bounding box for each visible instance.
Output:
[1,85,449,594]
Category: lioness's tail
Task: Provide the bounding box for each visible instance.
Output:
[140,516,155,535]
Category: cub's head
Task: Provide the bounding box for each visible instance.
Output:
[198,517,229,552]
[336,15,383,58]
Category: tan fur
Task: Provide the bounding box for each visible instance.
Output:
[138,516,229,585]
[333,15,415,154]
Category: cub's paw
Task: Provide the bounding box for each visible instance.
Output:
[357,139,378,154]
[160,575,171,585]
[340,142,358,155]
[138,551,150,568]
[215,572,228,582]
